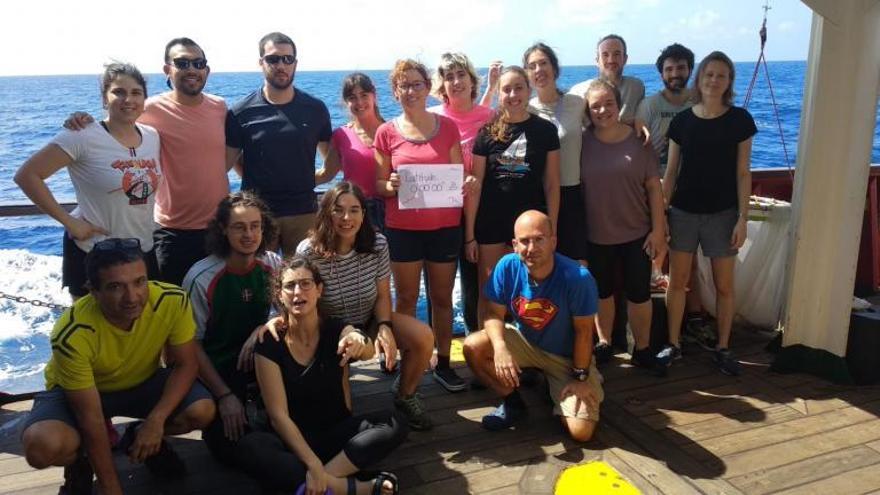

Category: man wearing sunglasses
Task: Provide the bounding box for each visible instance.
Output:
[226,31,332,257]
[20,239,215,495]
[65,37,229,287]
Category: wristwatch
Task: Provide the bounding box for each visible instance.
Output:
[571,367,589,382]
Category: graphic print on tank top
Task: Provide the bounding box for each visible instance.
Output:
[496,132,529,178]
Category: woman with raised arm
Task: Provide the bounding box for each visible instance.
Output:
[465,65,561,327]
[580,79,667,374]
[428,52,500,336]
[523,43,589,266]
[315,73,387,232]
[15,62,161,298]
[295,181,435,431]
[237,256,405,495]
[659,51,756,376]
[375,59,471,400]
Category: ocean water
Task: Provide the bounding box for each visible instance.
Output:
[1,62,878,393]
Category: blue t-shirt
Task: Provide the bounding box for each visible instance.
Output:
[226,88,332,217]
[484,252,598,358]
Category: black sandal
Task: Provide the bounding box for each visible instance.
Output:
[371,471,399,495]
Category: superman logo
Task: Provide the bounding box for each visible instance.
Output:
[512,296,558,331]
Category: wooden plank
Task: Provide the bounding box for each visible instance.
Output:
[641,392,780,430]
[666,404,802,443]
[621,382,761,418]
[771,463,880,495]
[727,445,880,494]
[716,418,880,478]
[406,463,527,494]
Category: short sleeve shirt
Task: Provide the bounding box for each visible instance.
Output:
[254,318,350,433]
[667,106,757,213]
[580,130,659,244]
[44,282,195,392]
[529,93,585,187]
[296,235,391,328]
[374,114,462,231]
[428,103,495,175]
[331,126,378,198]
[182,252,281,371]
[473,114,560,231]
[52,123,162,252]
[484,253,598,358]
[226,89,332,217]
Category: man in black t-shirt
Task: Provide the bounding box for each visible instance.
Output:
[225,31,332,256]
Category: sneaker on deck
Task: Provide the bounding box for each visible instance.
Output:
[394,394,433,431]
[594,342,614,366]
[714,348,742,376]
[655,344,683,367]
[683,316,717,350]
[59,452,93,495]
[119,422,186,479]
[631,347,667,376]
[432,366,467,392]
[481,395,527,431]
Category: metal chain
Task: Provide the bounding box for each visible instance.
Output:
[0,291,69,311]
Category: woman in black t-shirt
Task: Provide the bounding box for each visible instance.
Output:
[465,65,561,326]
[659,51,757,377]
[236,256,405,494]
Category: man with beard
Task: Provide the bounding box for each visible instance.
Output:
[463,210,604,441]
[570,34,645,125]
[181,192,280,464]
[636,43,696,173]
[66,38,230,286]
[226,32,332,256]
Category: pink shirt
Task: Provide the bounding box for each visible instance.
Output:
[374,114,462,231]
[331,125,377,198]
[428,103,494,174]
[139,92,229,230]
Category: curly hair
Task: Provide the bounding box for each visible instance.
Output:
[655,43,694,74]
[308,181,376,258]
[389,59,431,97]
[485,66,531,142]
[204,191,279,258]
[270,255,324,326]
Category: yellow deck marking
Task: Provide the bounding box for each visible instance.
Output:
[556,461,640,495]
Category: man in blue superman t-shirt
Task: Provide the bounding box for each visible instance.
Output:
[463,210,604,441]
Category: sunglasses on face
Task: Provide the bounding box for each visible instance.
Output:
[170,58,208,70]
[93,237,141,252]
[263,54,296,65]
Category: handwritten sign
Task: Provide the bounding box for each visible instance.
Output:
[397,164,463,210]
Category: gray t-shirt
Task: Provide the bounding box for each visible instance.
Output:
[580,129,659,245]
[529,93,585,187]
[635,91,694,173]
[569,76,645,124]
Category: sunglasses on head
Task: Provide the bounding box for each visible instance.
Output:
[93,237,141,252]
[263,54,296,65]
[171,58,208,70]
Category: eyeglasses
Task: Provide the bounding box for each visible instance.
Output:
[93,237,141,252]
[396,81,426,93]
[263,54,296,66]
[331,206,363,218]
[170,58,208,70]
[282,278,316,292]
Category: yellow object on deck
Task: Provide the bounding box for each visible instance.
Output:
[450,337,466,363]
[555,461,640,495]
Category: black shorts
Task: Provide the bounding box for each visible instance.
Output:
[586,235,652,303]
[22,368,212,433]
[475,203,543,245]
[153,227,209,286]
[385,226,461,263]
[556,185,589,261]
[62,232,159,297]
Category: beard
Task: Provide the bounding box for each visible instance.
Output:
[663,77,687,93]
[266,72,293,90]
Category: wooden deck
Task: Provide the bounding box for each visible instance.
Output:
[3,328,880,494]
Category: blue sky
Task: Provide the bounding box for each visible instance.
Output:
[2,0,813,76]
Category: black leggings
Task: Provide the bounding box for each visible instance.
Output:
[235,410,408,491]
[586,235,652,303]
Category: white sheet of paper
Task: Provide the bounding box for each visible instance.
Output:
[397,164,463,210]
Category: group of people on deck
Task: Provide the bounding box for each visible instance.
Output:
[13,30,756,495]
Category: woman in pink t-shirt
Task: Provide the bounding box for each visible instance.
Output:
[427,52,500,338]
[375,59,468,394]
[316,73,387,232]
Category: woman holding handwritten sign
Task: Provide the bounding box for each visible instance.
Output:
[375,59,472,396]
[465,66,561,327]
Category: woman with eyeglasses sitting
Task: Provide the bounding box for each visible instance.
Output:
[236,255,405,495]
[15,62,161,299]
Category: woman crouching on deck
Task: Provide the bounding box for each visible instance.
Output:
[237,256,405,494]
[659,51,756,376]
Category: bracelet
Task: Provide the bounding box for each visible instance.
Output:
[216,391,234,402]
[377,320,393,331]
[464,239,476,244]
